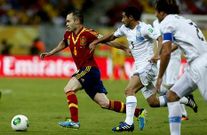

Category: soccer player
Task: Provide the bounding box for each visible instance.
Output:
[153,19,198,120]
[40,9,144,129]
[155,0,207,134]
[89,6,197,132]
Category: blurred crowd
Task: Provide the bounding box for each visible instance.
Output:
[0,0,207,26]
[0,0,94,25]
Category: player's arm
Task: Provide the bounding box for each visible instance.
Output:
[155,40,172,92]
[89,33,117,52]
[151,36,162,63]
[105,41,131,56]
[40,40,67,59]
[106,41,128,51]
[171,44,178,52]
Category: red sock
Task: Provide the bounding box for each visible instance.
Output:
[109,100,125,112]
[66,91,78,122]
[109,100,142,117]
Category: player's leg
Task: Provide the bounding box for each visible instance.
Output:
[180,104,188,121]
[58,76,82,128]
[93,93,143,117]
[167,72,197,135]
[159,84,198,112]
[112,75,144,132]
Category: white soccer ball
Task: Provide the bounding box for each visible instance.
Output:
[11,114,29,131]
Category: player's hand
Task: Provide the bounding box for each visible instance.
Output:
[40,52,51,60]
[154,77,162,94]
[89,42,97,53]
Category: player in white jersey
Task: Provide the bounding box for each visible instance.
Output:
[153,19,198,120]
[155,0,207,135]
[89,6,197,132]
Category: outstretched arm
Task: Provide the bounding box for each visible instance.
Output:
[89,33,117,52]
[40,40,67,59]
[105,41,131,56]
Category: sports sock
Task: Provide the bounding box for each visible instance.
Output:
[159,95,168,107]
[109,100,141,117]
[180,104,187,117]
[109,100,125,113]
[66,91,78,122]
[125,96,137,125]
[168,101,182,135]
[179,97,188,104]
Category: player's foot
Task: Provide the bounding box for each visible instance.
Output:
[58,119,80,129]
[138,109,147,130]
[112,122,134,132]
[181,115,189,121]
[186,94,198,113]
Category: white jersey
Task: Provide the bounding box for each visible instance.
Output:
[153,19,181,60]
[160,15,207,63]
[160,14,207,100]
[114,22,160,73]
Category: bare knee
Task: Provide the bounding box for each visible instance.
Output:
[125,88,135,96]
[98,100,109,109]
[147,95,160,107]
[166,90,180,102]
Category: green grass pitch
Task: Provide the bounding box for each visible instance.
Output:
[0,78,207,135]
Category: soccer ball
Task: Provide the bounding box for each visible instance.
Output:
[11,114,29,131]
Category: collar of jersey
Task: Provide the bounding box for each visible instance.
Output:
[71,27,86,45]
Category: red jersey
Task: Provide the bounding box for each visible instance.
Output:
[63,27,99,69]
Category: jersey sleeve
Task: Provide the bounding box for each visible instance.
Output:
[86,29,100,43]
[63,31,70,46]
[142,24,160,40]
[152,20,161,36]
[160,19,175,43]
[113,25,125,38]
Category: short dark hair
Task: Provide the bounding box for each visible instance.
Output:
[155,0,180,14]
[123,6,142,21]
[69,9,84,24]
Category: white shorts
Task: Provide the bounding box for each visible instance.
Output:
[157,51,181,86]
[133,62,157,99]
[162,58,181,85]
[171,53,207,100]
[171,70,197,98]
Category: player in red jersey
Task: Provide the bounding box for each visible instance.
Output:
[40,9,145,129]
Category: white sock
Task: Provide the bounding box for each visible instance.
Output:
[159,95,168,107]
[168,101,182,135]
[180,104,187,116]
[125,96,137,125]
[160,85,168,95]
[179,97,188,104]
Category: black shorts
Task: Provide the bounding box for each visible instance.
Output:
[72,66,107,99]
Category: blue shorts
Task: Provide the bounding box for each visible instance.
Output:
[72,66,107,99]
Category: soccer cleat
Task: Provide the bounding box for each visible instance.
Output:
[112,122,134,132]
[181,115,189,121]
[186,94,198,113]
[58,119,80,129]
[138,109,147,130]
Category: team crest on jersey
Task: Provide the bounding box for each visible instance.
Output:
[80,36,87,46]
[148,28,153,33]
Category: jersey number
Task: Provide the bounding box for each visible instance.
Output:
[189,22,204,41]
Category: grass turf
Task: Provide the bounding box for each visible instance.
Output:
[0,78,207,135]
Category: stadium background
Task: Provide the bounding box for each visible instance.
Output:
[0,0,207,135]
